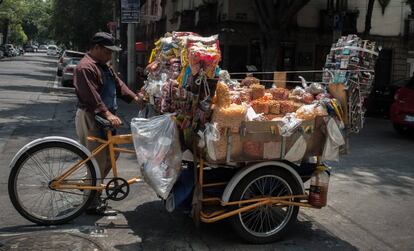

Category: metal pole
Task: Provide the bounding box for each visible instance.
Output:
[112,0,118,73]
[127,23,136,90]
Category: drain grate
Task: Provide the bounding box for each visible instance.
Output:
[0,232,103,251]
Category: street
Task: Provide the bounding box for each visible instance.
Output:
[0,54,413,250]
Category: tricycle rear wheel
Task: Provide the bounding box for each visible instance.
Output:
[229,168,301,243]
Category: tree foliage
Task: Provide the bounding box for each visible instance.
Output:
[252,0,310,71]
[0,0,52,44]
[9,23,28,44]
[51,0,114,51]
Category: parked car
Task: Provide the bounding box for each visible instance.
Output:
[390,77,414,134]
[366,78,410,117]
[16,46,24,55]
[38,44,48,52]
[4,44,17,57]
[24,45,35,52]
[57,50,85,76]
[0,49,4,59]
[47,45,58,56]
[61,58,81,87]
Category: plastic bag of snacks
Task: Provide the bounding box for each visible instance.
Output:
[213,81,231,107]
[279,100,296,114]
[241,74,260,87]
[295,104,318,121]
[250,84,265,100]
[278,113,302,137]
[270,88,289,100]
[251,97,269,114]
[211,104,247,133]
[269,100,281,115]
[187,35,221,78]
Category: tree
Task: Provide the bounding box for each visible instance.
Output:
[51,0,114,51]
[363,0,375,37]
[9,23,27,44]
[22,0,53,42]
[252,0,310,72]
[0,0,52,44]
[0,0,28,44]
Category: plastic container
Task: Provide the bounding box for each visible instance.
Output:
[308,165,330,208]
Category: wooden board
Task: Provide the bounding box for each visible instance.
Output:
[273,71,287,88]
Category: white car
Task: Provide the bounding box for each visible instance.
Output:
[57,50,85,76]
[47,45,58,56]
[61,58,81,87]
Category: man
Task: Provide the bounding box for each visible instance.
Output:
[74,32,140,214]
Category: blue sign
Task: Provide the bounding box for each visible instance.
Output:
[121,0,140,23]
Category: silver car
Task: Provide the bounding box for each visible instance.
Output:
[61,58,81,87]
[57,50,84,76]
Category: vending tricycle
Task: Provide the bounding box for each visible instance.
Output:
[8,33,378,243]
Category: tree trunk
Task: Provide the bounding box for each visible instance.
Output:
[260,31,279,72]
[363,0,375,37]
[253,0,310,73]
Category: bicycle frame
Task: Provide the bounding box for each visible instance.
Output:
[49,130,141,191]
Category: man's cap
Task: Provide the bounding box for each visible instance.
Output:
[91,32,121,52]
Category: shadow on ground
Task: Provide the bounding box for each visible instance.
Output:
[0,72,55,82]
[112,201,358,250]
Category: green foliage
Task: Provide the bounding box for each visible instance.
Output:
[51,0,114,51]
[0,0,53,44]
[9,23,27,44]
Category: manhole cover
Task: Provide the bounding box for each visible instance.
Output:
[0,232,103,251]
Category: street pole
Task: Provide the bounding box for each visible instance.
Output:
[112,0,118,73]
[127,23,136,90]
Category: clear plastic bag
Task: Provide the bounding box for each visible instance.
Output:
[131,114,182,199]
[322,117,345,161]
[204,123,220,161]
[284,135,307,162]
[278,113,303,137]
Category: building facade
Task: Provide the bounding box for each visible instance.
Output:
[137,0,414,86]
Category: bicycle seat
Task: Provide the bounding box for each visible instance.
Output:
[95,115,117,130]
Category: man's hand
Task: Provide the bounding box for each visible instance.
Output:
[103,111,122,128]
[133,94,144,108]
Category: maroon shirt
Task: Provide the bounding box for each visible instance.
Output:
[74,53,137,114]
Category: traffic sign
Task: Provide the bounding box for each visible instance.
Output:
[121,0,140,23]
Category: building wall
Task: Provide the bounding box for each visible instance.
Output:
[221,0,256,22]
[297,0,411,36]
[146,0,413,80]
[164,0,205,32]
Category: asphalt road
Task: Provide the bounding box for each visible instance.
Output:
[0,54,413,250]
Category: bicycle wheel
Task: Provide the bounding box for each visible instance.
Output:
[8,141,97,225]
[229,168,301,243]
